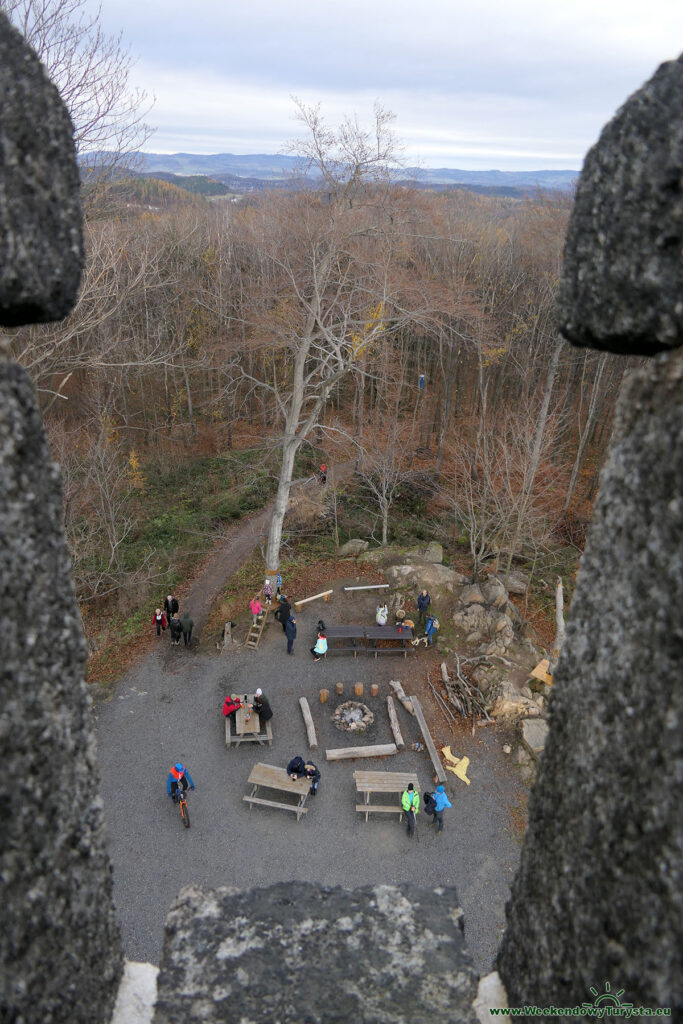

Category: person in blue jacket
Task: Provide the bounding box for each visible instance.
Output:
[167,762,195,799]
[430,784,452,833]
[416,589,431,628]
[424,614,439,645]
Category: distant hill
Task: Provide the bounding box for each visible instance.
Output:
[134,151,579,192]
[139,172,232,196]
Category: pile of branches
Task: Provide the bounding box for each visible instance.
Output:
[428,655,492,728]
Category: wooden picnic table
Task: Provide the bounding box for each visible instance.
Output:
[324,624,365,657]
[364,624,414,658]
[243,763,310,821]
[353,769,419,822]
[225,693,273,748]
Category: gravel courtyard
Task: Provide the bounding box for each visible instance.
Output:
[95,594,526,974]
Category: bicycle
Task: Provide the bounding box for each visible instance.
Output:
[172,785,191,828]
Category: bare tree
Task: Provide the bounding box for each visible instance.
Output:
[1,0,152,163]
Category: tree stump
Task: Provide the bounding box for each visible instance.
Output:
[335,683,344,696]
[319,689,329,704]
[370,683,379,697]
[354,682,364,697]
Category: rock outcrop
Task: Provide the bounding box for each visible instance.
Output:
[0,14,83,326]
[0,15,122,1024]
[557,54,683,355]
[499,55,683,1015]
[153,882,478,1024]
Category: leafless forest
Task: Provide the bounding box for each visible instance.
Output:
[8,132,634,656]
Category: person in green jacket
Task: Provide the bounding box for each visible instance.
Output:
[401,783,420,837]
[180,611,194,647]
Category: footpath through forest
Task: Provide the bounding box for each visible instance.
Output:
[93,470,526,974]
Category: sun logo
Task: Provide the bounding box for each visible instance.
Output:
[583,982,633,1010]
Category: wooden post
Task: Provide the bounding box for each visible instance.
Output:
[370,683,379,697]
[319,689,329,704]
[335,683,344,696]
[386,696,405,750]
[325,743,397,761]
[354,682,364,697]
[299,697,318,750]
[410,695,447,783]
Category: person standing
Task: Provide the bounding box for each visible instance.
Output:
[151,608,167,637]
[163,594,174,623]
[169,614,182,646]
[276,571,283,598]
[262,579,273,607]
[275,596,291,633]
[249,596,262,626]
[424,614,439,645]
[180,610,194,647]
[376,603,388,626]
[401,783,420,838]
[417,589,431,628]
[430,784,452,833]
[285,615,297,655]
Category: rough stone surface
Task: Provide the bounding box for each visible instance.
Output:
[521,718,548,757]
[458,583,486,605]
[557,55,683,355]
[501,570,528,596]
[337,538,369,555]
[153,882,478,1024]
[0,362,122,1022]
[385,562,464,593]
[0,14,83,325]
[498,350,683,1012]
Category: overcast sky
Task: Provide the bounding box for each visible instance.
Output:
[93,0,682,170]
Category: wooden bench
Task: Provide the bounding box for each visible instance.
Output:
[243,795,308,816]
[225,697,273,748]
[244,763,310,822]
[354,769,419,823]
[355,803,404,822]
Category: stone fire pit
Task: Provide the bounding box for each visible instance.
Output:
[332,701,374,733]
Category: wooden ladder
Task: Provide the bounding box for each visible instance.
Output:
[246,608,269,650]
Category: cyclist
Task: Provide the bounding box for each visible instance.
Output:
[167,762,195,800]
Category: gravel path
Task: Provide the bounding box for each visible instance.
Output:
[95,507,526,974]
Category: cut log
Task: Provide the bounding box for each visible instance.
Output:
[389,679,414,716]
[294,589,333,610]
[299,697,318,750]
[370,683,379,697]
[410,695,447,784]
[386,696,405,750]
[325,743,397,761]
[354,682,364,697]
[335,682,344,696]
[319,689,329,704]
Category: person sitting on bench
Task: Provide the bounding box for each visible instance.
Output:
[222,693,242,719]
[303,761,321,795]
[253,688,273,722]
[311,631,327,661]
[287,755,306,779]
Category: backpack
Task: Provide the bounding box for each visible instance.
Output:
[423,791,436,815]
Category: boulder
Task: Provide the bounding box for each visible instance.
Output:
[453,604,486,630]
[521,718,549,757]
[490,680,541,719]
[152,883,478,1024]
[557,55,683,355]
[402,541,443,564]
[481,576,508,607]
[0,14,83,325]
[338,538,369,556]
[386,562,463,593]
[458,583,486,606]
[501,570,529,596]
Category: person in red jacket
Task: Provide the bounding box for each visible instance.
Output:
[222,693,242,720]
[152,608,167,636]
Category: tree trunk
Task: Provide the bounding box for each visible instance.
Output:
[264,435,299,574]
